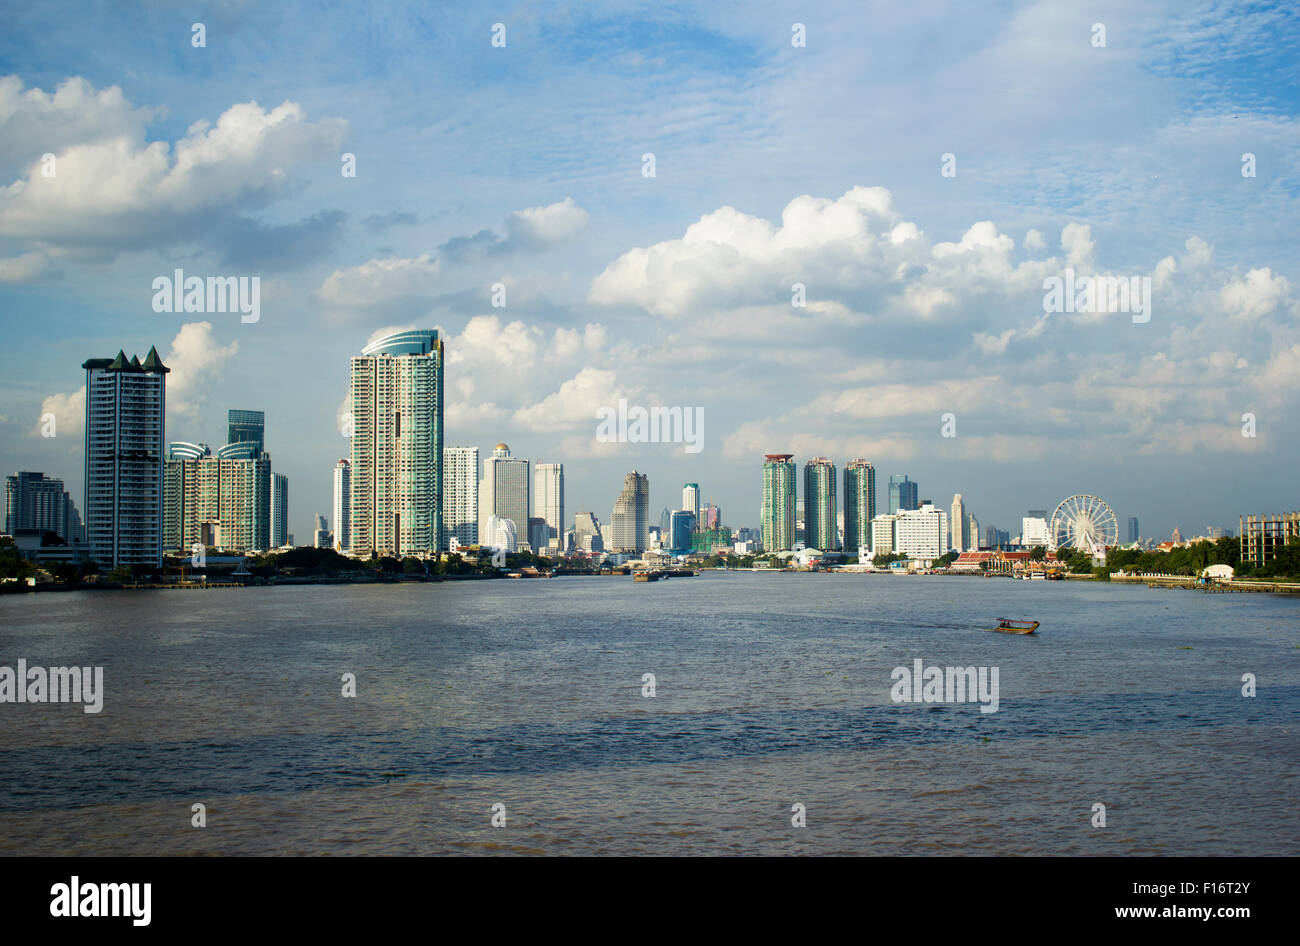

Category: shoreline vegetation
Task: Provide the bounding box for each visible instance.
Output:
[3,536,1299,595]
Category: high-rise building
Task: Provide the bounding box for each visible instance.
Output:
[893,503,950,560]
[534,463,565,550]
[888,474,918,514]
[968,513,979,552]
[443,446,479,549]
[349,329,443,556]
[226,410,265,452]
[1127,516,1139,544]
[683,483,700,523]
[332,459,351,552]
[271,473,289,548]
[804,457,838,550]
[574,512,604,553]
[483,513,518,554]
[610,471,650,553]
[4,472,83,543]
[1021,516,1051,548]
[527,517,548,554]
[83,347,168,569]
[761,454,797,552]
[480,443,529,547]
[659,507,671,538]
[699,503,721,530]
[313,513,332,549]
[843,459,875,553]
[163,442,271,553]
[951,494,967,553]
[669,510,696,553]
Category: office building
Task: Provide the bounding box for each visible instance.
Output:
[761,454,797,552]
[574,512,604,553]
[804,457,838,550]
[951,494,967,554]
[610,471,650,553]
[83,347,168,569]
[349,329,443,556]
[1127,516,1139,544]
[332,459,351,552]
[534,462,565,551]
[683,483,700,523]
[480,443,529,547]
[968,513,980,552]
[669,510,696,553]
[443,446,479,548]
[313,514,332,549]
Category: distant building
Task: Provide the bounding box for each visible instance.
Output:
[1171,526,1184,545]
[574,512,604,553]
[894,503,950,560]
[1021,516,1051,548]
[682,483,700,522]
[534,462,565,550]
[610,472,650,552]
[803,457,838,551]
[844,459,875,553]
[699,503,721,530]
[950,494,967,553]
[83,347,168,569]
[313,514,332,549]
[888,474,918,514]
[332,459,351,552]
[669,510,696,553]
[226,410,265,452]
[761,454,797,552]
[1127,516,1139,544]
[483,513,518,554]
[442,446,479,549]
[271,473,289,548]
[5,472,83,543]
[480,443,528,548]
[1239,512,1298,566]
[967,513,979,552]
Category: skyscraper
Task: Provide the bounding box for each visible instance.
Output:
[968,513,980,552]
[163,441,271,553]
[804,457,838,550]
[888,474,918,514]
[271,472,289,548]
[610,471,650,552]
[332,459,351,552]
[349,329,443,556]
[226,409,265,453]
[534,463,565,551]
[844,459,876,553]
[574,512,604,553]
[761,454,796,552]
[951,493,967,553]
[1127,516,1139,544]
[83,347,168,569]
[5,472,83,543]
[669,510,696,553]
[480,444,529,547]
[443,446,479,548]
[683,483,700,522]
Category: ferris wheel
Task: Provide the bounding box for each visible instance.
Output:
[1050,494,1118,554]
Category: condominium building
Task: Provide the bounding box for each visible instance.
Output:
[844,458,876,553]
[534,462,565,551]
[83,347,168,569]
[163,442,271,553]
[4,472,83,543]
[443,446,479,548]
[349,329,443,556]
[894,503,950,560]
[804,457,838,550]
[332,458,351,552]
[968,513,980,552]
[761,454,797,552]
[271,473,289,548]
[610,471,650,553]
[480,443,529,547]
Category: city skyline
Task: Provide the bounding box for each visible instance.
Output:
[2,3,1298,545]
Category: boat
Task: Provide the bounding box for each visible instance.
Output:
[633,570,662,582]
[989,618,1039,635]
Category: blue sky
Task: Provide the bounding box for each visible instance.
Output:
[1,0,1298,543]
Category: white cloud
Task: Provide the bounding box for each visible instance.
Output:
[506,197,589,246]
[0,251,52,282]
[1219,267,1290,322]
[164,322,240,421]
[31,386,84,439]
[317,256,440,310]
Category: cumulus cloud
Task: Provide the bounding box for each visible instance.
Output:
[1219,267,1291,322]
[0,81,347,260]
[506,197,589,246]
[317,255,441,310]
[32,386,85,438]
[0,251,54,283]
[164,322,240,421]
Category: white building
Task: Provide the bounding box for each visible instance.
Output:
[1022,516,1051,548]
[332,459,351,552]
[951,494,967,553]
[896,503,949,559]
[480,443,528,547]
[443,446,479,548]
[534,462,565,551]
[83,347,168,569]
[483,513,518,554]
[349,330,443,556]
[683,483,700,521]
[871,514,898,558]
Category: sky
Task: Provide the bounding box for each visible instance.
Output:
[1,0,1297,544]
